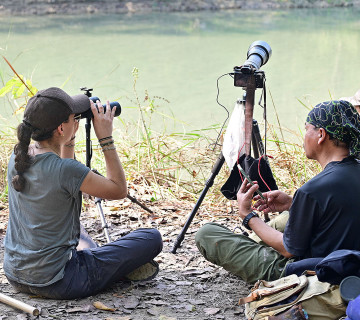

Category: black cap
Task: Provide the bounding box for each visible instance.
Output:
[23,87,90,132]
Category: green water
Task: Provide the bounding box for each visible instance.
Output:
[0,8,359,138]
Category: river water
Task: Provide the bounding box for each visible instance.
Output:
[0,8,359,139]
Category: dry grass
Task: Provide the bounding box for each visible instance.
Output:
[0,119,321,214]
[0,72,321,211]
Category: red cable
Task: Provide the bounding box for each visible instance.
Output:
[257,154,273,192]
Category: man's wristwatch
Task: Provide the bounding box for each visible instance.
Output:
[242,211,259,230]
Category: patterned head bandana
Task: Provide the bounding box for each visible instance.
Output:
[306,100,360,157]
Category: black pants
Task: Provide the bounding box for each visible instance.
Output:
[8,228,162,299]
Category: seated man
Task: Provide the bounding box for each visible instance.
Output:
[195,100,360,283]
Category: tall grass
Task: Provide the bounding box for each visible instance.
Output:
[0,71,321,212]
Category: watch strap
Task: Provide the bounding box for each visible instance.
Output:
[242,211,259,230]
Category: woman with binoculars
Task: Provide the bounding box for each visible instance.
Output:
[3,87,162,299]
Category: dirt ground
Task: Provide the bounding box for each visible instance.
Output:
[0,194,252,320]
[0,0,359,16]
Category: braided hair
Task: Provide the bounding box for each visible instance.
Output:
[12,121,54,192]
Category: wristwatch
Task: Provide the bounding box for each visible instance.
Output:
[242,211,259,230]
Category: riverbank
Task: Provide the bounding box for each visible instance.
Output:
[0,0,359,16]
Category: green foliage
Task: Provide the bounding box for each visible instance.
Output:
[0,76,37,114]
[0,75,37,201]
[0,76,36,98]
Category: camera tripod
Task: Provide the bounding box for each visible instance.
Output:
[171,72,270,253]
[81,87,153,243]
[171,117,266,253]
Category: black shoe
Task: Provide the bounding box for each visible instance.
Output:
[124,260,159,281]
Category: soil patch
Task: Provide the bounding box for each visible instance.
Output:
[0,196,252,319]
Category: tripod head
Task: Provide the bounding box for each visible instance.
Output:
[80,87,93,97]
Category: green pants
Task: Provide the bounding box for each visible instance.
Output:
[195,212,291,284]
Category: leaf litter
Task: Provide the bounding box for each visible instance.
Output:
[0,196,250,319]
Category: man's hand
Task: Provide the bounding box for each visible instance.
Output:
[237,179,294,258]
[253,190,292,214]
[237,178,260,220]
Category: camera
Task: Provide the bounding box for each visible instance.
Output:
[233,40,272,89]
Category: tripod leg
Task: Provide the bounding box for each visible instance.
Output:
[171,152,225,253]
[95,197,111,243]
[251,129,260,159]
[251,120,270,222]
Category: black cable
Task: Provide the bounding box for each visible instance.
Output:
[212,73,233,151]
[257,75,267,157]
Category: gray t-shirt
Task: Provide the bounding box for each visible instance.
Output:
[4,152,90,286]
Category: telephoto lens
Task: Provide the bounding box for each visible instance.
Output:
[241,40,272,73]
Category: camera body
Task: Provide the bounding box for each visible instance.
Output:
[233,68,265,89]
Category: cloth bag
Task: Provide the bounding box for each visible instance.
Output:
[239,272,346,320]
[221,154,278,200]
[315,249,360,285]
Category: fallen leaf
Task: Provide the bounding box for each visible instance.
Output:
[188,299,205,305]
[145,299,169,306]
[66,304,93,313]
[184,304,196,311]
[182,267,212,276]
[233,306,244,315]
[175,281,193,286]
[146,307,159,316]
[199,273,214,280]
[122,202,132,208]
[204,307,220,315]
[176,296,187,302]
[163,275,178,281]
[143,288,163,295]
[159,316,176,320]
[123,296,139,309]
[93,301,116,312]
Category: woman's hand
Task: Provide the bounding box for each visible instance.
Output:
[253,190,292,214]
[91,100,116,140]
[80,99,127,200]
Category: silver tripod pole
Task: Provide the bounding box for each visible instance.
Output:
[95,197,111,243]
